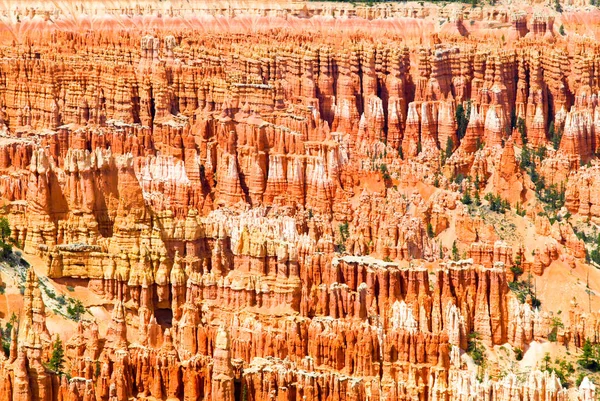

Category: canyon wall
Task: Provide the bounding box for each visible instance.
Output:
[0,1,598,401]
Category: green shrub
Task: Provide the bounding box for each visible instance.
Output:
[379,163,391,181]
[66,299,86,321]
[461,189,472,205]
[467,332,485,366]
[484,193,510,213]
[514,348,523,361]
[578,340,600,371]
[508,278,541,307]
[576,372,587,387]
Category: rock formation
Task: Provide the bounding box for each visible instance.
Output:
[0,1,598,401]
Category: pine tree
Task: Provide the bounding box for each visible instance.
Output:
[554,0,563,12]
[0,217,10,243]
[517,117,527,145]
[543,352,551,370]
[461,189,472,205]
[444,137,454,164]
[48,336,65,374]
[456,103,470,140]
[452,241,459,261]
[427,223,434,238]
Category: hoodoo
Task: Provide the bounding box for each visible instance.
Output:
[0,0,599,400]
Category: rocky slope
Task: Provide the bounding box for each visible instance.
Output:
[0,0,600,400]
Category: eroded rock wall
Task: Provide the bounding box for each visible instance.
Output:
[0,1,599,401]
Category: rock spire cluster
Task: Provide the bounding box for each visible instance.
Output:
[0,1,598,401]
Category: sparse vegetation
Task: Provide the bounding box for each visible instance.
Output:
[519,141,566,221]
[66,299,86,321]
[508,274,541,308]
[379,163,391,181]
[578,340,600,371]
[467,332,486,380]
[510,252,524,281]
[484,193,510,213]
[542,355,572,387]
[538,183,566,216]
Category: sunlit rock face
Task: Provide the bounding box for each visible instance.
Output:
[1,1,600,401]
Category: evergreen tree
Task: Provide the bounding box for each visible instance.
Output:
[456,103,470,141]
[427,223,434,238]
[452,241,459,261]
[0,217,10,243]
[554,0,563,12]
[461,189,472,205]
[550,122,563,150]
[517,117,527,145]
[444,137,454,163]
[543,353,551,370]
[578,339,599,371]
[48,336,65,374]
